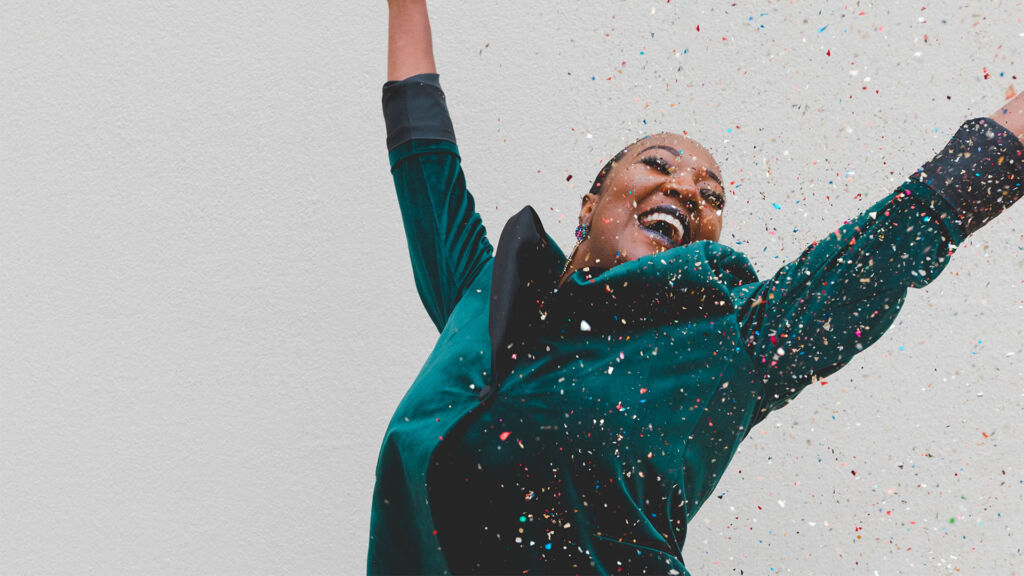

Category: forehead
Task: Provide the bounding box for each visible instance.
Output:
[628,133,719,172]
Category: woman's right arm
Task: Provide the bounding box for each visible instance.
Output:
[383,0,494,333]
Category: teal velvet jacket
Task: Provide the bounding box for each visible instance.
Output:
[369,74,1023,574]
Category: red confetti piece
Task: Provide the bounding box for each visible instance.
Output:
[499,431,511,441]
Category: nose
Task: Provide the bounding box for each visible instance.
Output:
[661,179,705,216]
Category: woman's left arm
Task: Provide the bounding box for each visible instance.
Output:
[735,95,1024,416]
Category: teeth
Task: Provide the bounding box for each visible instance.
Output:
[640,212,684,240]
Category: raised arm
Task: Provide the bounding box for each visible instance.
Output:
[383,0,494,332]
[734,96,1024,417]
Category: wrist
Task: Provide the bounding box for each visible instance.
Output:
[388,0,426,8]
[989,90,1024,143]
[908,116,1024,238]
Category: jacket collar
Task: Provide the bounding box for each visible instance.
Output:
[485,207,565,397]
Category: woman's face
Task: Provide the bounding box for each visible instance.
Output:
[572,132,726,272]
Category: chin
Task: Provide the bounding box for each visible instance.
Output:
[615,240,667,264]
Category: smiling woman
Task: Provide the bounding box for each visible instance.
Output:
[561,134,728,286]
[370,1,1024,574]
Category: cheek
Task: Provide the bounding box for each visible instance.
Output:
[588,218,657,262]
[690,205,723,240]
[592,201,638,234]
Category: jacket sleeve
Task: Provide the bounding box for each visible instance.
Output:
[383,73,494,332]
[733,117,1024,415]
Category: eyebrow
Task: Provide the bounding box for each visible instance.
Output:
[635,144,723,187]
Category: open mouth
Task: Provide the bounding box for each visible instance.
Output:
[637,205,690,247]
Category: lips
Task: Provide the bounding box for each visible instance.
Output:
[638,204,691,246]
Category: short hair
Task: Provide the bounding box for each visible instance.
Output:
[587,137,645,196]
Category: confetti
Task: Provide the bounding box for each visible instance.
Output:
[371,37,1024,574]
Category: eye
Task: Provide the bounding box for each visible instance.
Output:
[701,189,725,209]
[640,155,673,174]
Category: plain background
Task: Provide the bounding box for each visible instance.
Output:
[2,1,1023,574]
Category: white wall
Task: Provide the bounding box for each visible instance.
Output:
[2,1,1022,573]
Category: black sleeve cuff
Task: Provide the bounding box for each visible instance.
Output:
[382,72,457,152]
[907,116,1024,237]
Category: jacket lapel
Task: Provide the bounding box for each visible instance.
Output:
[481,206,565,401]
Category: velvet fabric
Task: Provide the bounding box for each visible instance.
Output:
[369,74,1022,574]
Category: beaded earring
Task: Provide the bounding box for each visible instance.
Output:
[560,223,591,280]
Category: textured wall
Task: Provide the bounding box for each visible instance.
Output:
[2,1,1022,574]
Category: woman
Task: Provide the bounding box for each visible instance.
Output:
[370,1,1024,574]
